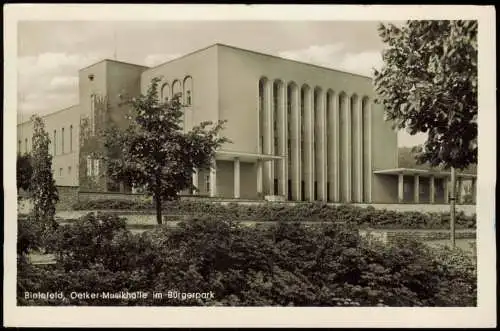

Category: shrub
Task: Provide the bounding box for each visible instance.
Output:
[18,213,476,306]
[71,199,476,230]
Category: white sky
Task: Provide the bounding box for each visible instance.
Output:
[17,20,426,147]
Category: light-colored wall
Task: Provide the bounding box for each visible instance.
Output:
[141,46,220,133]
[372,174,398,203]
[217,44,398,202]
[79,61,108,119]
[17,105,81,186]
[106,61,148,130]
[217,44,382,154]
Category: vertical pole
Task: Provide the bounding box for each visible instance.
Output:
[398,173,404,203]
[413,175,420,203]
[450,167,456,248]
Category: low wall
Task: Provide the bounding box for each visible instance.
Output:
[359,228,476,244]
[78,191,147,202]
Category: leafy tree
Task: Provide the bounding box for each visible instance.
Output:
[30,115,59,227]
[17,153,33,192]
[374,20,477,170]
[105,77,229,224]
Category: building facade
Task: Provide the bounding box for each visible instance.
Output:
[17,43,476,204]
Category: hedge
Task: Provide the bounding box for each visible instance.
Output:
[70,199,476,229]
[18,213,476,306]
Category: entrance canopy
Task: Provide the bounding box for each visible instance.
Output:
[373,168,477,179]
[216,150,285,163]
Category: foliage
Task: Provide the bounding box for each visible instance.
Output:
[398,146,477,175]
[17,215,44,256]
[18,213,476,306]
[29,115,59,227]
[17,153,33,192]
[71,200,476,229]
[104,77,229,224]
[374,20,478,170]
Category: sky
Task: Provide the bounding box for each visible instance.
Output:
[17,20,426,147]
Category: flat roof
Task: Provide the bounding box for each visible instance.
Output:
[145,43,372,80]
[374,168,477,179]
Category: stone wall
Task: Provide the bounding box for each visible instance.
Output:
[56,186,80,210]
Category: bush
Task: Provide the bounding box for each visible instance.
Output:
[71,199,476,230]
[18,213,476,306]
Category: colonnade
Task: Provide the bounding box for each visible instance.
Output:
[398,174,477,204]
[258,77,373,202]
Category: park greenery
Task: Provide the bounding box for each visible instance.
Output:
[374,20,477,170]
[21,115,59,229]
[70,199,477,230]
[18,212,476,306]
[104,77,229,224]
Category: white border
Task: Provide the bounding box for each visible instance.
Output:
[3,4,497,328]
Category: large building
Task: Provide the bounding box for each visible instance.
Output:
[17,43,476,204]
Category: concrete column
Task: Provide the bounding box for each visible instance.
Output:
[333,94,340,202]
[443,177,449,203]
[234,158,240,199]
[366,101,373,203]
[471,178,477,204]
[344,95,352,202]
[457,177,463,204]
[429,176,435,204]
[398,173,404,203]
[209,160,217,198]
[319,91,328,201]
[265,80,274,195]
[256,159,263,197]
[279,82,288,198]
[355,97,363,202]
[413,175,420,203]
[306,89,315,201]
[192,169,199,195]
[293,87,301,201]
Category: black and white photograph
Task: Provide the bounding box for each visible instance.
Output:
[3,4,496,328]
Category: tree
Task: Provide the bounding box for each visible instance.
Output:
[105,77,229,225]
[30,115,59,227]
[374,20,478,247]
[17,153,33,192]
[374,20,477,170]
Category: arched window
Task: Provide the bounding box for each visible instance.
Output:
[183,76,193,106]
[161,83,171,101]
[172,80,182,100]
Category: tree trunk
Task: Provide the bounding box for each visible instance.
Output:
[450,167,456,248]
[155,194,162,225]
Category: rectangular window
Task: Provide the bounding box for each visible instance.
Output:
[59,168,63,176]
[53,130,57,155]
[68,166,72,175]
[90,95,96,135]
[86,157,93,176]
[94,159,100,177]
[205,175,210,193]
[70,125,73,152]
[25,138,28,154]
[18,140,21,154]
[61,127,65,154]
